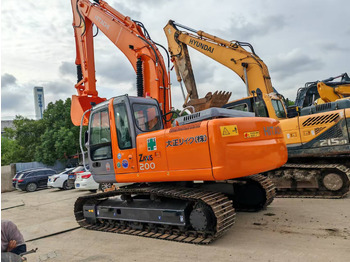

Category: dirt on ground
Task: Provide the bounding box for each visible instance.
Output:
[1,188,349,262]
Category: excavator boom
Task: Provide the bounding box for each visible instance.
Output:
[317,73,350,103]
[164,20,350,199]
[165,21,274,93]
[70,0,171,126]
[164,21,285,119]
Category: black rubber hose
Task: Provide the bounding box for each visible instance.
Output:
[136,58,143,97]
[77,64,83,83]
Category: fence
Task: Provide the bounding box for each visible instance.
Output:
[15,161,66,172]
[1,164,16,192]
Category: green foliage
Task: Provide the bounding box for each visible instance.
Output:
[35,98,81,165]
[1,98,82,166]
[1,116,45,164]
[1,137,26,166]
[287,99,295,106]
[170,109,187,122]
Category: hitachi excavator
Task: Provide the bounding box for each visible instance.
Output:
[69,0,287,244]
[295,73,350,108]
[164,20,350,199]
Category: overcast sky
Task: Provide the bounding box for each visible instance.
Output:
[1,0,350,120]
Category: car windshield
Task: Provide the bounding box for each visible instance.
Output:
[71,166,89,173]
[72,166,83,172]
[18,173,27,179]
[61,168,74,175]
[15,169,36,178]
[14,173,23,179]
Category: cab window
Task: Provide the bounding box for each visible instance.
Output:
[255,100,269,117]
[271,99,287,118]
[133,104,162,132]
[227,103,248,112]
[89,109,112,160]
[114,104,132,150]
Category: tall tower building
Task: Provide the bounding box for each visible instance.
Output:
[34,86,45,119]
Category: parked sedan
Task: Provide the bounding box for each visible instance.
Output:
[67,165,89,188]
[16,168,57,192]
[74,171,99,192]
[47,168,75,190]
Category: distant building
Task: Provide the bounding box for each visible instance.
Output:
[34,86,45,119]
[1,120,14,135]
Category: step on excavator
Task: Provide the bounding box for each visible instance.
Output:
[69,0,287,244]
[164,20,350,199]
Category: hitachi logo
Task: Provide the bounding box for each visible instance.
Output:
[95,15,110,30]
[189,39,214,53]
[263,126,282,136]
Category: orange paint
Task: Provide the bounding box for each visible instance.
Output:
[110,114,287,183]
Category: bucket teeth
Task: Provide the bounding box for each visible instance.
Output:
[185,90,232,112]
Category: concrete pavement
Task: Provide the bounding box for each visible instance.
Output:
[1,188,349,262]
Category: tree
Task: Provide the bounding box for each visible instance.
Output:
[287,99,295,106]
[1,136,26,166]
[1,98,82,166]
[1,116,45,165]
[35,98,82,165]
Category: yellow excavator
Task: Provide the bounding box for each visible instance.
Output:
[295,73,350,107]
[164,20,350,198]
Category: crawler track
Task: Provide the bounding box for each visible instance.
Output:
[233,174,276,211]
[250,174,276,209]
[268,163,350,199]
[74,185,236,244]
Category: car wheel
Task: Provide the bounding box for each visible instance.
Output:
[26,183,37,192]
[63,180,73,190]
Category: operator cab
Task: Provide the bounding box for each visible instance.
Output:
[84,95,163,183]
[224,96,269,118]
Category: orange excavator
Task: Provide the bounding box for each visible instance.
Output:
[70,0,287,244]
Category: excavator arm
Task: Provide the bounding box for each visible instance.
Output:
[164,21,283,116]
[71,0,171,125]
[295,73,350,107]
[316,73,350,104]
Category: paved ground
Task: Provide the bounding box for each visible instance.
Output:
[1,188,349,262]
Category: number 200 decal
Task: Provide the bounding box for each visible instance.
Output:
[140,162,156,171]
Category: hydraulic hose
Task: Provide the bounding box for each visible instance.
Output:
[77,64,83,83]
[136,58,144,97]
[80,109,91,172]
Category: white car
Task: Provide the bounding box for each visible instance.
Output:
[74,171,99,192]
[47,168,75,190]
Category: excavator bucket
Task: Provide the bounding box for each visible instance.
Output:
[71,95,106,126]
[185,91,232,112]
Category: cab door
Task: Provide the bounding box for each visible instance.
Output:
[109,98,138,177]
[109,96,169,183]
[133,103,168,182]
[88,105,115,182]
